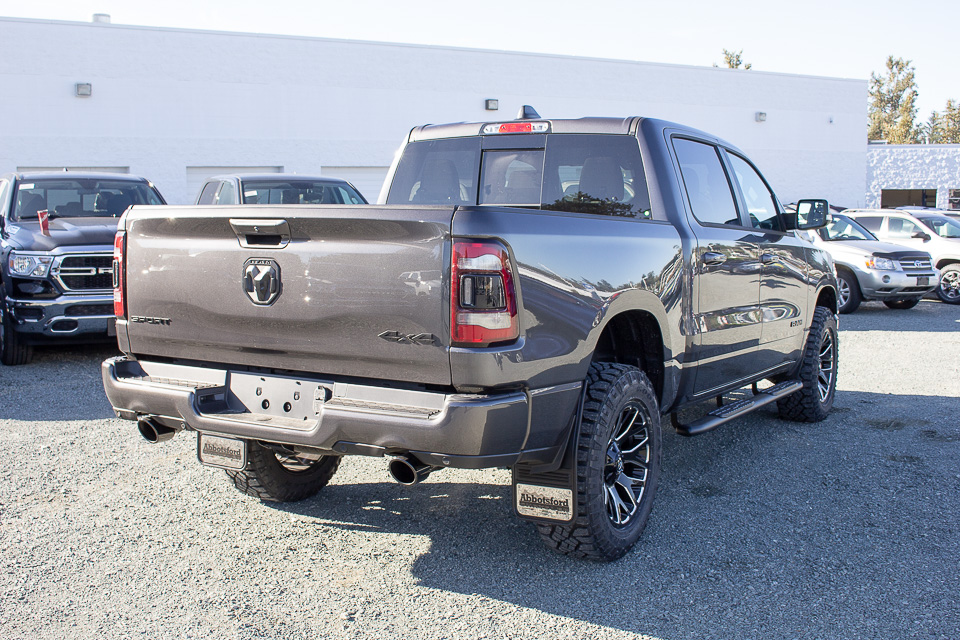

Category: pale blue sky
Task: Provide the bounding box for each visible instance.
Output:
[2,0,955,123]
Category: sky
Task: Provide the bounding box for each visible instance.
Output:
[1,0,956,123]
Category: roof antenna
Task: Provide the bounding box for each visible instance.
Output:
[516,105,541,120]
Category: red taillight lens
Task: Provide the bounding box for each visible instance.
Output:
[113,230,126,318]
[451,240,519,347]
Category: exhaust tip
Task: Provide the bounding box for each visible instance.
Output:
[388,456,442,485]
[137,417,177,444]
[388,457,421,485]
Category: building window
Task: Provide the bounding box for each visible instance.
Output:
[949,189,960,210]
[880,188,937,208]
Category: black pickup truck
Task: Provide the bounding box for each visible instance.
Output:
[102,110,838,560]
[0,172,166,364]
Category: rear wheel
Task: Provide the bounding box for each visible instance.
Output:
[883,298,921,310]
[0,306,33,366]
[936,264,960,304]
[836,270,861,314]
[226,441,341,502]
[778,306,837,422]
[537,362,661,561]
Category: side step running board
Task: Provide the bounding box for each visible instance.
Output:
[672,380,803,437]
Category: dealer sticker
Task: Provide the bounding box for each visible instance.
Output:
[516,483,574,521]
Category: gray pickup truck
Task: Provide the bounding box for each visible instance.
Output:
[102,110,838,561]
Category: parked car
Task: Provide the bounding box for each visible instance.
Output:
[798,212,939,313]
[0,172,166,364]
[844,209,960,304]
[195,174,367,205]
[103,111,838,561]
[895,205,960,221]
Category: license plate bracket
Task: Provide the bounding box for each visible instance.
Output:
[197,434,247,470]
[917,276,930,286]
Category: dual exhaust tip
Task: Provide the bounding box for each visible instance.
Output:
[137,419,440,486]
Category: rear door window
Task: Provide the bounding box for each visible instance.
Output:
[855,216,883,232]
[673,138,741,226]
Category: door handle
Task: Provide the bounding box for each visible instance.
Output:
[702,252,726,266]
[761,253,778,265]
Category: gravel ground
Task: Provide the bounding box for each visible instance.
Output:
[1,299,958,640]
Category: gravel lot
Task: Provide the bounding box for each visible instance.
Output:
[1,299,958,640]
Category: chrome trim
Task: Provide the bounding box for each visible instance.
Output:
[51,253,114,292]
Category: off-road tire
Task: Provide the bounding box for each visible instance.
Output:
[777,306,838,422]
[883,298,921,310]
[0,305,33,366]
[836,269,861,314]
[936,264,960,305]
[537,362,661,561]
[226,441,341,502]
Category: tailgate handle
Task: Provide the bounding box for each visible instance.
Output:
[229,219,290,248]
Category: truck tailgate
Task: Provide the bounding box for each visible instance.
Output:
[122,205,454,385]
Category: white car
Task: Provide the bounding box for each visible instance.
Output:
[800,213,939,313]
[845,209,960,304]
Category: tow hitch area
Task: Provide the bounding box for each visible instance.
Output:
[197,434,247,470]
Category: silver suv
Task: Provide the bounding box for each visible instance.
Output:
[845,209,960,305]
[800,213,939,313]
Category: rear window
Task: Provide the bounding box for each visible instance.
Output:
[13,178,163,221]
[387,138,481,205]
[387,134,653,219]
[241,180,367,205]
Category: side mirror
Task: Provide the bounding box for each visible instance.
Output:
[912,231,932,241]
[786,199,829,230]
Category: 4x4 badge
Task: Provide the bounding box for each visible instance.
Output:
[242,258,282,306]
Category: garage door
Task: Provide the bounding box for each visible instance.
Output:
[185,166,282,205]
[320,167,389,203]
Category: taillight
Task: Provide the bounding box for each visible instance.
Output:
[451,240,519,347]
[113,230,126,318]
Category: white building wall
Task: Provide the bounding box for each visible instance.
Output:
[867,145,960,209]
[0,17,866,206]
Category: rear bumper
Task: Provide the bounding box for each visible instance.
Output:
[101,356,581,469]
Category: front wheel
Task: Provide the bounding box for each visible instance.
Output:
[0,305,32,366]
[226,441,341,502]
[537,362,661,561]
[936,264,960,304]
[836,270,861,314]
[777,306,838,422]
[883,298,921,310]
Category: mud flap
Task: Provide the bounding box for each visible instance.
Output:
[511,388,583,525]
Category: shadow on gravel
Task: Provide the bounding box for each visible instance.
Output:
[0,342,118,421]
[266,389,959,640]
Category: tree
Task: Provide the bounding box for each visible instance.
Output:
[716,49,751,70]
[924,99,960,144]
[868,56,920,143]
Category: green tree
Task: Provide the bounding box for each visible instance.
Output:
[868,56,920,143]
[925,99,960,143]
[716,49,751,69]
